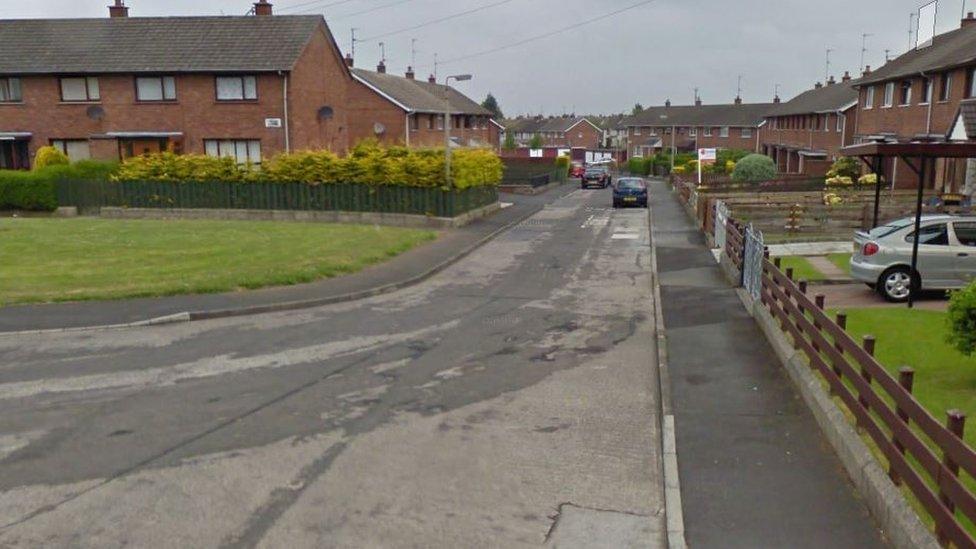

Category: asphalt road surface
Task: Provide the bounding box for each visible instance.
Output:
[0,188,665,548]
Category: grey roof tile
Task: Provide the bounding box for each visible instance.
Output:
[766,82,859,116]
[857,23,976,86]
[352,68,489,115]
[622,102,775,128]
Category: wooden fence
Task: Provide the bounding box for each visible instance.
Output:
[725,220,976,548]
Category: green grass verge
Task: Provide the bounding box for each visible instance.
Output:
[0,218,437,305]
[776,256,826,282]
[827,253,852,275]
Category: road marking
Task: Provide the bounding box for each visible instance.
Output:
[611,233,640,240]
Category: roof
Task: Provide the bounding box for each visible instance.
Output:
[766,82,859,116]
[499,116,602,134]
[622,102,775,128]
[951,98,976,140]
[857,23,976,86]
[0,16,325,74]
[351,68,489,115]
[841,140,976,158]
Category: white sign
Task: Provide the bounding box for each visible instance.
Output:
[698,148,717,162]
[916,0,938,49]
[529,148,544,158]
[265,118,283,128]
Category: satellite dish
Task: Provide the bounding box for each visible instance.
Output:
[318,106,334,120]
[86,105,105,120]
[373,122,386,135]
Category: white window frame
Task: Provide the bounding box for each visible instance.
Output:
[823,114,830,132]
[634,127,642,136]
[60,76,100,102]
[741,127,752,138]
[0,77,22,102]
[136,76,177,102]
[204,139,262,164]
[939,73,952,102]
[883,82,895,107]
[719,126,729,137]
[649,127,658,136]
[864,86,875,109]
[215,75,258,101]
[703,127,713,137]
[689,127,697,137]
[50,139,91,161]
[898,80,912,106]
[836,113,844,132]
[921,77,933,105]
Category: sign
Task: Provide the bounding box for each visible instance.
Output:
[697,148,717,185]
[916,0,938,49]
[265,118,283,129]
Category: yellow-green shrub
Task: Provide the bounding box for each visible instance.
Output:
[858,173,878,185]
[33,146,69,170]
[826,175,854,186]
[115,152,253,182]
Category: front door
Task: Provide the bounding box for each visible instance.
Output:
[950,221,976,286]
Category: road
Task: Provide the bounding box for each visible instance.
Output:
[0,188,666,548]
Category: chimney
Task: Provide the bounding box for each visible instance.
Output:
[827,75,836,86]
[108,0,129,17]
[428,74,437,84]
[842,70,852,82]
[734,95,742,105]
[814,81,823,89]
[963,12,976,27]
[405,66,415,80]
[695,97,702,106]
[665,99,671,107]
[253,0,273,16]
[862,65,872,77]
[773,95,781,104]
[377,60,386,74]
[344,53,354,68]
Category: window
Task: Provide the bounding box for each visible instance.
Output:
[703,127,712,136]
[436,116,444,130]
[689,127,697,136]
[427,115,435,130]
[136,76,176,101]
[204,139,261,164]
[921,77,933,104]
[50,139,90,161]
[898,80,912,105]
[215,76,257,101]
[837,113,844,132]
[649,127,658,136]
[954,223,976,247]
[0,77,22,102]
[824,114,831,132]
[719,126,729,137]
[741,127,752,138]
[864,86,874,108]
[883,82,894,107]
[634,127,641,136]
[60,77,100,102]
[409,115,418,131]
[906,223,949,245]
[970,68,976,98]
[939,72,952,101]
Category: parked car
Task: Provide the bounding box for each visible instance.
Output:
[570,162,585,178]
[611,178,648,208]
[850,215,976,302]
[582,166,611,189]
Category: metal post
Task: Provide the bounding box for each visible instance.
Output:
[908,157,927,309]
[872,155,883,228]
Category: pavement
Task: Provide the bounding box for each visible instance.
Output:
[648,179,887,548]
[0,188,568,333]
[767,241,852,256]
[0,186,667,547]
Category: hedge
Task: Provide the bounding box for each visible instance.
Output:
[0,161,118,211]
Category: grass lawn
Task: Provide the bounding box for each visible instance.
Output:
[827,252,852,275]
[0,218,437,305]
[776,256,825,282]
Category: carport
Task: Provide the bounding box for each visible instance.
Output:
[841,139,976,308]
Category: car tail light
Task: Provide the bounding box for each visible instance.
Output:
[862,242,880,256]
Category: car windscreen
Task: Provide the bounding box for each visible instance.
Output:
[616,180,644,190]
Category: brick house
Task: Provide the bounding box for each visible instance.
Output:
[0,0,483,170]
[350,64,499,150]
[851,12,976,192]
[621,98,773,158]
[759,74,858,176]
[500,116,604,150]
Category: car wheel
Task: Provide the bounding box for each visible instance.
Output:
[878,267,915,303]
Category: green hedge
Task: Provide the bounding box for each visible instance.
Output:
[0,161,118,211]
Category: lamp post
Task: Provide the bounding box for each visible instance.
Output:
[444,74,472,188]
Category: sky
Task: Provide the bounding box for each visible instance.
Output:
[4,0,973,116]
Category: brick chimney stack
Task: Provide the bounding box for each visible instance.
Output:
[344,53,354,68]
[963,12,976,27]
[695,97,702,107]
[428,74,437,84]
[862,65,872,77]
[377,60,386,74]
[814,81,823,89]
[665,99,671,107]
[827,75,836,86]
[842,71,852,82]
[108,0,129,18]
[405,66,415,80]
[253,0,273,16]
[773,95,781,104]
[734,95,742,105]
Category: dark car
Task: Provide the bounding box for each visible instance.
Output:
[612,178,648,208]
[582,166,611,189]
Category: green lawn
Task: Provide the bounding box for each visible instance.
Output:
[827,253,852,275]
[0,218,437,305]
[777,256,825,282]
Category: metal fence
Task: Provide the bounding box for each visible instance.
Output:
[742,224,765,301]
[714,200,729,252]
[55,179,498,218]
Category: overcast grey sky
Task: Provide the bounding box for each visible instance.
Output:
[5,0,972,115]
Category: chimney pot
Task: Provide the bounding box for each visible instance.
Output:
[405,66,415,80]
[377,60,386,74]
[773,95,781,104]
[428,74,436,84]
[862,65,872,76]
[344,53,354,68]
[695,98,702,106]
[253,0,273,16]
[963,12,976,27]
[842,70,851,82]
[108,0,129,18]
[827,75,836,85]
[814,81,823,89]
[665,99,671,107]
[734,95,742,105]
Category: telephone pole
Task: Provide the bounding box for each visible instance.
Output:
[825,48,833,82]
[860,33,872,73]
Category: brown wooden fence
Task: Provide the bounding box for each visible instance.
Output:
[724,219,976,548]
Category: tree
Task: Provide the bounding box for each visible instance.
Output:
[731,154,776,182]
[947,282,976,356]
[503,131,517,150]
[481,93,504,120]
[529,134,543,149]
[631,103,644,115]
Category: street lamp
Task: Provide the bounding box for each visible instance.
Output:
[444,74,472,188]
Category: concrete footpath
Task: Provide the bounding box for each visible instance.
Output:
[648,179,887,548]
[0,185,574,333]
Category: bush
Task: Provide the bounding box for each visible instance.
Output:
[947,282,976,356]
[0,170,58,211]
[826,175,854,186]
[827,156,861,179]
[115,152,253,182]
[628,157,651,175]
[732,154,776,182]
[33,146,69,170]
[858,173,878,185]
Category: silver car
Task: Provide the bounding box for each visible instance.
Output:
[850,215,976,302]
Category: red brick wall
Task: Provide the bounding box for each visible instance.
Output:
[407,113,496,148]
[628,125,759,153]
[346,78,408,148]
[287,24,352,153]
